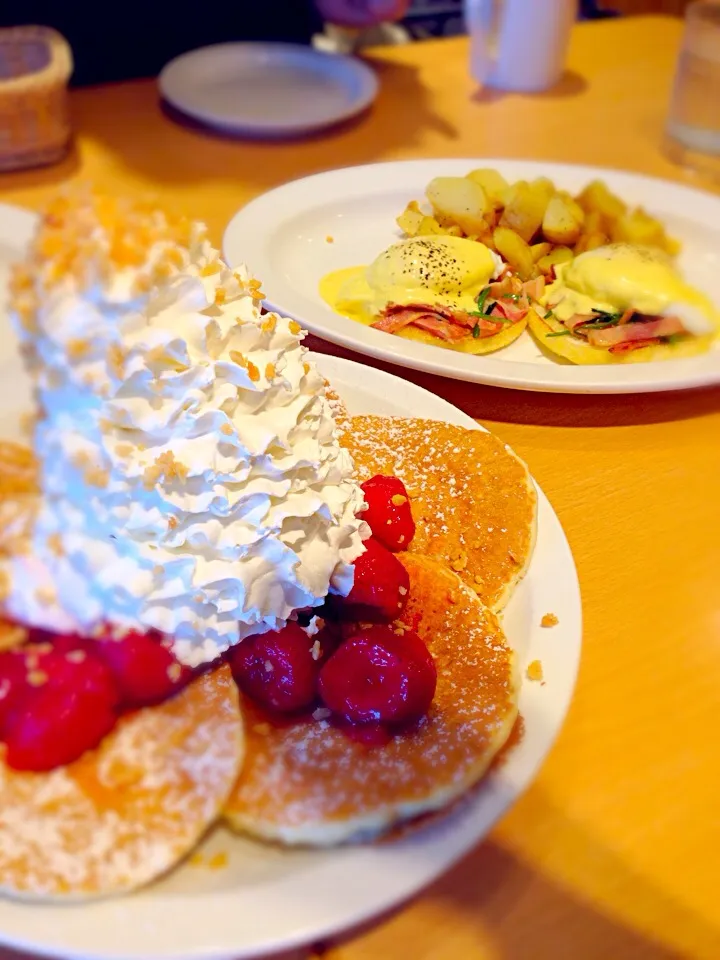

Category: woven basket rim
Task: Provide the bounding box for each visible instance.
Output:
[0,25,73,92]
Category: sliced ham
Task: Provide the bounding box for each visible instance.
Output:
[565,313,599,332]
[410,315,468,341]
[471,315,505,336]
[488,275,544,303]
[370,271,546,344]
[488,276,515,299]
[371,307,419,334]
[586,315,686,348]
[609,337,664,355]
[373,301,504,342]
[492,298,528,323]
[522,276,546,301]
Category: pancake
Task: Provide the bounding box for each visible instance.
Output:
[341,416,537,611]
[0,664,244,900]
[224,554,518,846]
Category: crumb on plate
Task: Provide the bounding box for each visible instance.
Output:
[541,612,559,628]
[526,659,544,682]
[207,851,228,870]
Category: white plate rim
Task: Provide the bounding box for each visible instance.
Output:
[222,158,720,393]
[0,202,38,250]
[0,354,582,960]
[158,43,379,136]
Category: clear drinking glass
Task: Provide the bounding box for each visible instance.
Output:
[665,1,720,178]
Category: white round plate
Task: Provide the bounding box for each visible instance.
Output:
[223,158,720,394]
[0,221,581,959]
[159,43,378,137]
[0,203,37,441]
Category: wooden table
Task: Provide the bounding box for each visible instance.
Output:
[2,14,720,960]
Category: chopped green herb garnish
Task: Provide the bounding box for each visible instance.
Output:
[470,310,513,324]
[472,323,481,338]
[545,330,572,338]
[580,319,621,330]
[476,286,491,313]
[664,333,688,344]
[544,309,554,320]
[501,293,521,302]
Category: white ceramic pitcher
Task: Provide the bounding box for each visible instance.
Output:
[464,0,577,92]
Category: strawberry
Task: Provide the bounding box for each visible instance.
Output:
[318,625,436,726]
[94,630,191,708]
[227,622,319,713]
[330,537,410,622]
[360,475,415,552]
[26,628,87,654]
[5,684,117,771]
[0,641,119,737]
[0,650,29,735]
[3,647,120,771]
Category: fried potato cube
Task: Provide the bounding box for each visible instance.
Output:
[466,228,497,250]
[465,168,509,210]
[576,179,627,221]
[530,241,552,262]
[537,245,574,273]
[575,231,609,254]
[542,194,585,245]
[494,226,536,280]
[583,209,605,235]
[499,180,548,243]
[609,208,666,247]
[426,177,491,235]
[531,177,556,206]
[416,215,446,236]
[396,200,425,237]
[444,224,464,237]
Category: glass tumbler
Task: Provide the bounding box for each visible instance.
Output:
[666,1,720,178]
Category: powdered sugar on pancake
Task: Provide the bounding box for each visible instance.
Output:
[341,417,537,611]
[225,556,517,845]
[0,665,243,899]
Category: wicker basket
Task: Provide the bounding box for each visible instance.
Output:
[0,26,73,172]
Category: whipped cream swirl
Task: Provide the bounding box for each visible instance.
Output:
[7,234,367,665]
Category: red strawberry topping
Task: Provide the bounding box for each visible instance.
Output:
[94,630,191,708]
[360,475,415,552]
[318,625,436,726]
[0,642,119,736]
[331,537,410,622]
[227,622,320,713]
[2,646,120,771]
[5,683,117,772]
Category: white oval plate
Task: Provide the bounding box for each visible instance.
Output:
[159,43,378,137]
[223,158,720,393]
[0,203,37,441]
[0,213,581,960]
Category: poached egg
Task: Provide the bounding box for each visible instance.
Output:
[542,243,718,336]
[320,235,504,326]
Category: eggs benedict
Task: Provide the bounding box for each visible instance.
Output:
[528,243,719,363]
[320,236,543,354]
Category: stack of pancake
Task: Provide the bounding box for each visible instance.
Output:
[0,409,536,897]
[224,413,537,845]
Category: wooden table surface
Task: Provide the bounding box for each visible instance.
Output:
[2,14,720,960]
